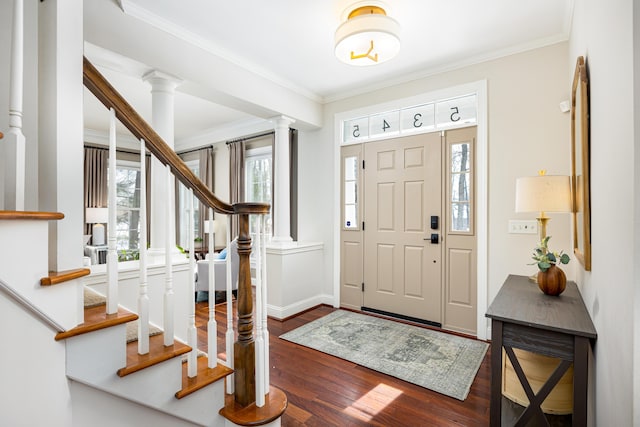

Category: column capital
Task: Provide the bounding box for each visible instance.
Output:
[142,70,183,93]
[269,115,296,129]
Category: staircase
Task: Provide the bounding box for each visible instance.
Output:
[0,211,286,426]
[1,210,281,426]
[0,4,286,419]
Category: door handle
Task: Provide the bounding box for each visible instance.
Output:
[424,233,439,244]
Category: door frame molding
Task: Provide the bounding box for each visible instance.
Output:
[333,80,488,340]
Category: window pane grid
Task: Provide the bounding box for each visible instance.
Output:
[178,161,200,249]
[449,142,472,233]
[245,152,272,238]
[113,165,142,253]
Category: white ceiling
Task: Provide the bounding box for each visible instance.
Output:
[83,0,572,149]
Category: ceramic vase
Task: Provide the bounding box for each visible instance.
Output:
[537,265,566,296]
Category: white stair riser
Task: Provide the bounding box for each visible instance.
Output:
[66,324,127,379]
[0,221,80,329]
[65,324,226,426]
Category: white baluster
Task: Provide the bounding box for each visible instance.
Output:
[137,139,149,354]
[225,214,235,393]
[163,165,174,346]
[187,189,197,377]
[261,219,270,390]
[6,0,25,210]
[106,108,118,315]
[255,218,265,406]
[207,208,217,367]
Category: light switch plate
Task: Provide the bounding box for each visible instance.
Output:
[508,220,538,234]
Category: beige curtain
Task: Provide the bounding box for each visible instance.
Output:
[228,140,245,240]
[84,147,108,235]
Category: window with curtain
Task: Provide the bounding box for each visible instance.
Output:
[178,159,200,249]
[175,147,214,251]
[228,130,298,242]
[114,160,142,259]
[245,145,272,237]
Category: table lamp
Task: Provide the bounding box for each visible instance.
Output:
[515,170,572,242]
[86,207,108,246]
[204,218,218,246]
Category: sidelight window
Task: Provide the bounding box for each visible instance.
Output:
[449,142,472,233]
[343,156,359,229]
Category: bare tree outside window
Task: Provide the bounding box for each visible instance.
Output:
[451,143,470,232]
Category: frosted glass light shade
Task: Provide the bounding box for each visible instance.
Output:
[335,6,400,66]
[515,175,572,213]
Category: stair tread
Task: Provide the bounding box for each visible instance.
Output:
[41,268,91,286]
[219,385,288,426]
[175,356,233,399]
[117,333,191,377]
[55,305,138,341]
[0,210,64,220]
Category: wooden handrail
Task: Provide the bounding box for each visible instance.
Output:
[83,56,271,410]
[82,57,268,217]
[0,210,64,220]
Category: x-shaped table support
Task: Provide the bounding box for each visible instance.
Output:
[504,346,573,426]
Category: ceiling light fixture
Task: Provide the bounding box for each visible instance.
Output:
[335,3,400,66]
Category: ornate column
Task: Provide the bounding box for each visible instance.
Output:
[142,70,182,256]
[4,0,25,211]
[270,115,295,242]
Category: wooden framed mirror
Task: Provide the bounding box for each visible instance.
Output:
[571,56,591,271]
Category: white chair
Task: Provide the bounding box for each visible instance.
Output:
[195,238,239,302]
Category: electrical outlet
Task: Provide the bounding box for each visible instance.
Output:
[508,220,538,234]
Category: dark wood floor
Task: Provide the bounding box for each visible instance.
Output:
[196,300,491,426]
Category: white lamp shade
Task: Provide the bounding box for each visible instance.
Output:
[86,207,108,224]
[204,219,221,234]
[335,10,400,65]
[515,175,572,213]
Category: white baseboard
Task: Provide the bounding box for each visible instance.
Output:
[267,294,333,320]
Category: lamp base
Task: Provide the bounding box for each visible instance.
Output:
[92,223,105,246]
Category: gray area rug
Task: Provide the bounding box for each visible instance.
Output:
[279,310,488,401]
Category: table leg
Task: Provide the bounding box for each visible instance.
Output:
[491,320,503,427]
[573,337,589,426]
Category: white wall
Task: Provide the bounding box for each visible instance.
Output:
[569,0,637,425]
[70,382,198,427]
[298,43,572,321]
[0,296,72,426]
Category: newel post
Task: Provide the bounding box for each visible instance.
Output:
[234,213,255,406]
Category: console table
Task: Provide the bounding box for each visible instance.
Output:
[486,275,597,426]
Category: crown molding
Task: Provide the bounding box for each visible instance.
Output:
[84,128,140,151]
[323,35,569,104]
[175,117,274,152]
